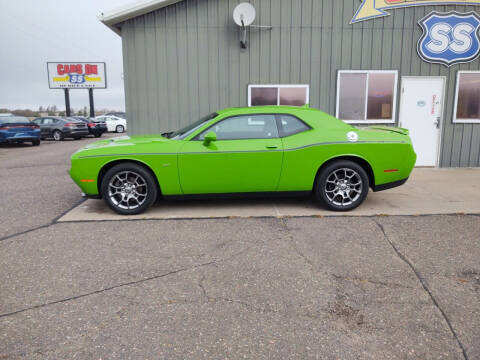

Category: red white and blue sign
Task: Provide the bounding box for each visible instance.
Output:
[417,11,480,67]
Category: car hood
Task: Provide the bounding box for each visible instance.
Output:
[83,135,169,149]
[70,135,181,160]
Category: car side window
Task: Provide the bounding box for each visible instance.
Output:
[43,118,54,124]
[33,118,43,125]
[197,115,279,140]
[278,115,311,137]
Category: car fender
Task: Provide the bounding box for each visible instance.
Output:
[315,153,375,189]
[96,157,162,195]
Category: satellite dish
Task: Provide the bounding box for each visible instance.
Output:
[233,3,256,27]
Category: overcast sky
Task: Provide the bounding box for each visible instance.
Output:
[0,0,136,111]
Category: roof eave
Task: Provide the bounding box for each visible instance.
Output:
[98,0,183,35]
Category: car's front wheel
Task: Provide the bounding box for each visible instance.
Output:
[315,160,369,211]
[101,163,158,215]
[32,139,40,146]
[116,125,125,133]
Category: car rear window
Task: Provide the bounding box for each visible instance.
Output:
[278,115,311,137]
[0,116,29,124]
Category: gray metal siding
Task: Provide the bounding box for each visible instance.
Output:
[120,0,480,167]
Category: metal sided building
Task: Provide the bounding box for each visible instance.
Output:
[100,0,480,167]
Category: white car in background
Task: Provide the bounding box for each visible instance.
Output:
[94,115,127,133]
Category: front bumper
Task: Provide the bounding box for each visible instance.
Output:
[81,192,101,199]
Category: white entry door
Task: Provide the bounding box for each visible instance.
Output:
[399,77,445,166]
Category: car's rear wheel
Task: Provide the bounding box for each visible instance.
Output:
[315,160,369,211]
[101,163,158,215]
[32,139,40,146]
[116,125,125,133]
[53,130,64,141]
[94,133,102,138]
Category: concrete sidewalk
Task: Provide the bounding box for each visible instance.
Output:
[59,168,480,222]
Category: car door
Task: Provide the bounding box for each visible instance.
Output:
[178,114,284,194]
[104,117,115,132]
[32,118,45,136]
[42,118,56,136]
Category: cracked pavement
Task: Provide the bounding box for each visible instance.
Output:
[1,137,479,359]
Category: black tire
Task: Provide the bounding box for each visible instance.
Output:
[116,125,125,133]
[32,139,40,146]
[94,133,102,138]
[73,137,81,140]
[315,160,369,211]
[53,130,64,141]
[101,162,158,215]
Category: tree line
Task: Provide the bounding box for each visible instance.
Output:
[0,106,122,118]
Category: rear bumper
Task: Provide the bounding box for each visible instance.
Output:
[0,130,40,143]
[372,177,409,192]
[89,128,107,135]
[1,135,40,143]
[63,129,89,138]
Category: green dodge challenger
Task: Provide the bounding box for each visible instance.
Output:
[70,106,416,215]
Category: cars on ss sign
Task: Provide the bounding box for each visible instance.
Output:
[70,106,416,215]
[0,116,41,146]
[94,115,127,133]
[32,117,89,141]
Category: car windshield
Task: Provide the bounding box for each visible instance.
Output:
[165,113,218,140]
[0,116,29,124]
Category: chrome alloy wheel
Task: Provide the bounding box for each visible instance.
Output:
[324,168,363,207]
[108,171,148,210]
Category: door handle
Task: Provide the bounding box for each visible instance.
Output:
[434,117,440,129]
[266,145,278,149]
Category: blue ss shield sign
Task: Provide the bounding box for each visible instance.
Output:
[418,11,480,66]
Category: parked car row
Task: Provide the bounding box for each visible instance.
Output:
[0,114,127,146]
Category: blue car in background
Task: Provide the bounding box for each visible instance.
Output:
[0,116,41,146]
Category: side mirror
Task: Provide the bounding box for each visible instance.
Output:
[203,131,217,145]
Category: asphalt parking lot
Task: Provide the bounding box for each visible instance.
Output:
[0,136,479,359]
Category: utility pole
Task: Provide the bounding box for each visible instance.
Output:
[64,89,71,117]
[88,88,95,118]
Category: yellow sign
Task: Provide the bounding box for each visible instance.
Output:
[352,0,480,23]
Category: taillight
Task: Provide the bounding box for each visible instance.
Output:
[65,122,75,127]
[1,125,39,130]
[88,123,96,128]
